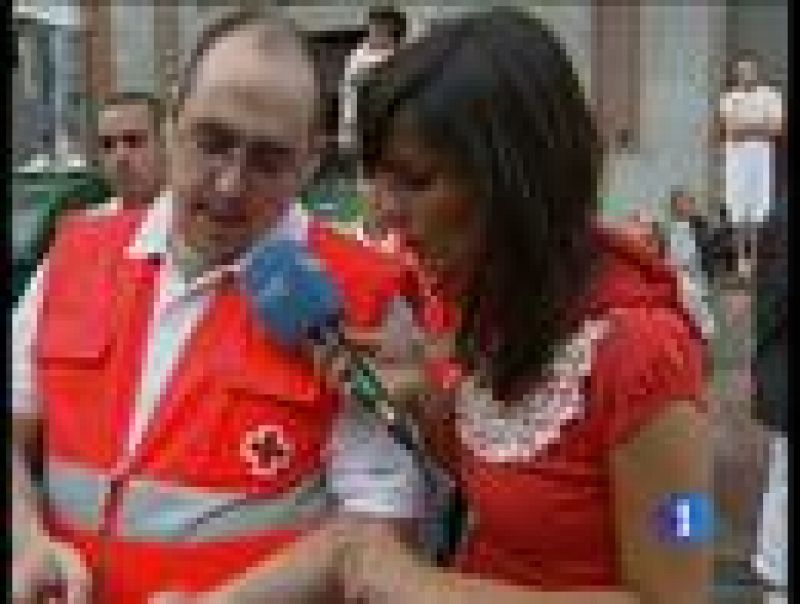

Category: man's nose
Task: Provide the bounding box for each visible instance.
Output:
[213,155,246,197]
[112,147,130,171]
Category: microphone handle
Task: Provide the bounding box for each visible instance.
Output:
[347,355,420,453]
[310,323,426,462]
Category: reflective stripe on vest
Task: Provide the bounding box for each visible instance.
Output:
[46,459,107,530]
[47,459,330,541]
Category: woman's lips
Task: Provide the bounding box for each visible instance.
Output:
[398,233,448,276]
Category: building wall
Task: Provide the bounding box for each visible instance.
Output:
[110,1,156,95]
[99,1,737,221]
[275,2,721,220]
[605,2,727,220]
[726,0,788,90]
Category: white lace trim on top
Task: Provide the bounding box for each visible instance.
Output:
[457,318,612,463]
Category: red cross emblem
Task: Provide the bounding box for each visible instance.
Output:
[240,425,293,478]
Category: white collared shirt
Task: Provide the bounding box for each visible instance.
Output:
[12,191,429,519]
[338,41,394,150]
[720,84,783,129]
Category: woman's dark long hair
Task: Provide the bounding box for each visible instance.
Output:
[358,8,603,397]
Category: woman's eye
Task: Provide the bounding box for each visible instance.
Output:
[393,172,434,194]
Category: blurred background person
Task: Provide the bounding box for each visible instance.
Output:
[11,93,165,308]
[338,5,408,159]
[664,189,717,282]
[750,146,788,603]
[662,188,717,340]
[96,91,166,211]
[716,51,784,281]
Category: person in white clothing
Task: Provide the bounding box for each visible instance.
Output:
[664,190,716,340]
[338,6,408,155]
[716,52,784,279]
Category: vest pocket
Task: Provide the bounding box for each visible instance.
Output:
[36,309,116,366]
[138,379,337,499]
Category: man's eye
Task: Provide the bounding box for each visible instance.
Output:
[121,133,146,149]
[249,142,293,174]
[100,136,115,151]
[194,128,236,156]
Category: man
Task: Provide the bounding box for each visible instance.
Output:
[332,7,408,251]
[662,189,717,340]
[665,191,715,278]
[12,11,428,603]
[11,93,163,308]
[338,6,407,156]
[96,91,166,210]
[716,51,784,280]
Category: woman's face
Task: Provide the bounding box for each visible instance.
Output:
[369,114,480,286]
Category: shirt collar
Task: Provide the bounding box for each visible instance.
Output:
[126,190,311,293]
[127,191,309,258]
[126,190,172,259]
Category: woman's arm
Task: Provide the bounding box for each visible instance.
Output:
[344,401,711,604]
[612,401,713,604]
[343,520,637,604]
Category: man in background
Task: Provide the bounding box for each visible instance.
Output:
[662,189,717,340]
[11,93,165,307]
[666,189,719,282]
[96,91,166,211]
[338,6,407,157]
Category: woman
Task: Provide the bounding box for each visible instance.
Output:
[341,8,712,603]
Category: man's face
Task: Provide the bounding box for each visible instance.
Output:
[367,22,396,52]
[170,29,319,267]
[98,103,163,204]
[672,195,696,220]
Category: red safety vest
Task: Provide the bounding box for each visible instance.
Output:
[36,208,409,602]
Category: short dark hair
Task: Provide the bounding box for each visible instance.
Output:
[669,187,690,203]
[368,6,407,42]
[726,49,761,87]
[173,8,321,123]
[359,8,602,395]
[101,91,164,132]
[731,48,760,66]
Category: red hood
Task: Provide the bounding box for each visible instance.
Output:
[582,224,699,336]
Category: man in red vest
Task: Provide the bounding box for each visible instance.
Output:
[11,10,430,603]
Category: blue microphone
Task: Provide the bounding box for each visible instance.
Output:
[240,236,343,349]
[239,235,421,453]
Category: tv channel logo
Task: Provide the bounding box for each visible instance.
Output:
[653,493,715,545]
